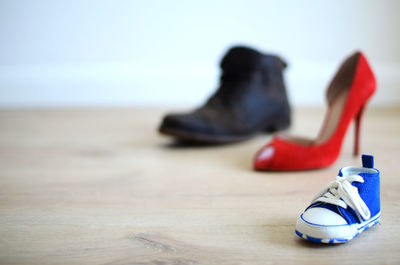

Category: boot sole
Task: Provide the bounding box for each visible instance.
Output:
[159,114,290,144]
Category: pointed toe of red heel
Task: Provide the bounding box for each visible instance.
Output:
[254,145,275,170]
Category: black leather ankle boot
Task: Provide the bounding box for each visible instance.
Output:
[159,46,291,143]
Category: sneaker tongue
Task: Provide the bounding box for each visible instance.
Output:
[338,166,364,178]
[220,46,263,73]
[338,167,364,189]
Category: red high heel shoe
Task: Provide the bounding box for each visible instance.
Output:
[253,51,376,171]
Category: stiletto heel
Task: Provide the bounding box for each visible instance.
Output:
[353,105,365,156]
[254,51,376,171]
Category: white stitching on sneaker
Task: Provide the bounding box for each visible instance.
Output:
[312,175,371,222]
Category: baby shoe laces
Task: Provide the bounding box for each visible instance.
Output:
[312,175,371,222]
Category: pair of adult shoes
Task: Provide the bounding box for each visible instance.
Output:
[158,46,376,171]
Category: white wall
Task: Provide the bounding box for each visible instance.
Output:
[1,0,399,107]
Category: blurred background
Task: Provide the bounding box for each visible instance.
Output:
[0,0,399,108]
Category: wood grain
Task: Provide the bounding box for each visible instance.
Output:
[0,107,399,265]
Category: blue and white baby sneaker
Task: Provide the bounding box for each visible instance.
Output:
[295,154,381,244]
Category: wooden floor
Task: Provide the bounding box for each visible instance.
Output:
[0,107,399,265]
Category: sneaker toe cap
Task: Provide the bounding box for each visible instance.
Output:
[302,207,347,226]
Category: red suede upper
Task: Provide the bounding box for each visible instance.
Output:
[254,52,376,171]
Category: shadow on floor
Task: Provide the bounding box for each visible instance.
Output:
[160,139,242,149]
[260,216,345,249]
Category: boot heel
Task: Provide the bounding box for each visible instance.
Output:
[354,105,365,156]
